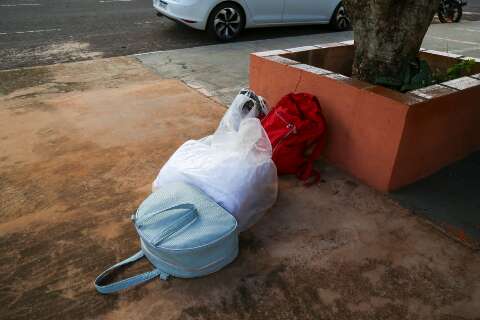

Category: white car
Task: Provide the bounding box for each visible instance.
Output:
[153,0,350,41]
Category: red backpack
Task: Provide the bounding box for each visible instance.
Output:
[261,93,327,185]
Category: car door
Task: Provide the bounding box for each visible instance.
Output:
[283,0,334,22]
[244,0,285,24]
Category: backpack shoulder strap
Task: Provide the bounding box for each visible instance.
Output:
[94,251,169,294]
[296,94,326,186]
[297,133,327,186]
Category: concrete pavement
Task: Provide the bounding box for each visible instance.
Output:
[137,20,480,105]
[1,56,480,320]
[1,17,480,320]
[3,0,480,70]
[137,30,353,105]
[0,0,340,70]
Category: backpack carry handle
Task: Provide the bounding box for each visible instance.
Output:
[135,203,198,247]
[134,203,197,227]
[94,251,169,294]
[95,204,198,294]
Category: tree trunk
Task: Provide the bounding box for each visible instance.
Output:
[343,0,440,85]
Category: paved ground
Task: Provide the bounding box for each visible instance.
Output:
[0,0,341,70]
[137,20,480,105]
[392,151,480,248]
[1,57,480,320]
[1,6,480,319]
[0,0,210,70]
[465,0,480,15]
[1,0,480,70]
[138,31,353,105]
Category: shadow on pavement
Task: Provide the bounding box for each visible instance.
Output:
[391,151,480,249]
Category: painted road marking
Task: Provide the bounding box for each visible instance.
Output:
[99,0,132,2]
[134,21,153,25]
[463,11,480,15]
[430,36,480,46]
[0,28,61,35]
[0,3,41,6]
[451,46,480,54]
[454,27,480,33]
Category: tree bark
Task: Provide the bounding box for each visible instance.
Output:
[343,0,440,85]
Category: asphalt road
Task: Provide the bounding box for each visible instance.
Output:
[0,0,333,70]
[465,0,480,12]
[1,0,480,70]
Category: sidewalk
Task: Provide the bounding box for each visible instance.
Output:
[1,25,480,320]
[136,20,480,105]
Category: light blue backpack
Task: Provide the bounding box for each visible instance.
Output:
[95,182,238,294]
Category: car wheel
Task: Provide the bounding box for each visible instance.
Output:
[438,3,463,23]
[330,3,351,31]
[207,3,245,42]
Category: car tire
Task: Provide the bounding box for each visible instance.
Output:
[207,3,245,42]
[330,2,351,31]
[438,4,462,23]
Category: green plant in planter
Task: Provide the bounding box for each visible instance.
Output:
[340,0,475,94]
[434,58,476,83]
[374,58,476,92]
[374,59,434,92]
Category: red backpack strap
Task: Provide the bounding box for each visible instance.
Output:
[296,133,326,186]
[296,96,327,187]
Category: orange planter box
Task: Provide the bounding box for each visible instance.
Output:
[250,43,480,192]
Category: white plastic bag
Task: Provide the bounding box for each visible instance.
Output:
[152,92,278,231]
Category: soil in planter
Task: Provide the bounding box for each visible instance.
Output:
[283,45,355,77]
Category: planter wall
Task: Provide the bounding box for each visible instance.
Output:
[250,42,480,192]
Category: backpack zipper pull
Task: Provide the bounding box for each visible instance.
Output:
[287,123,297,134]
